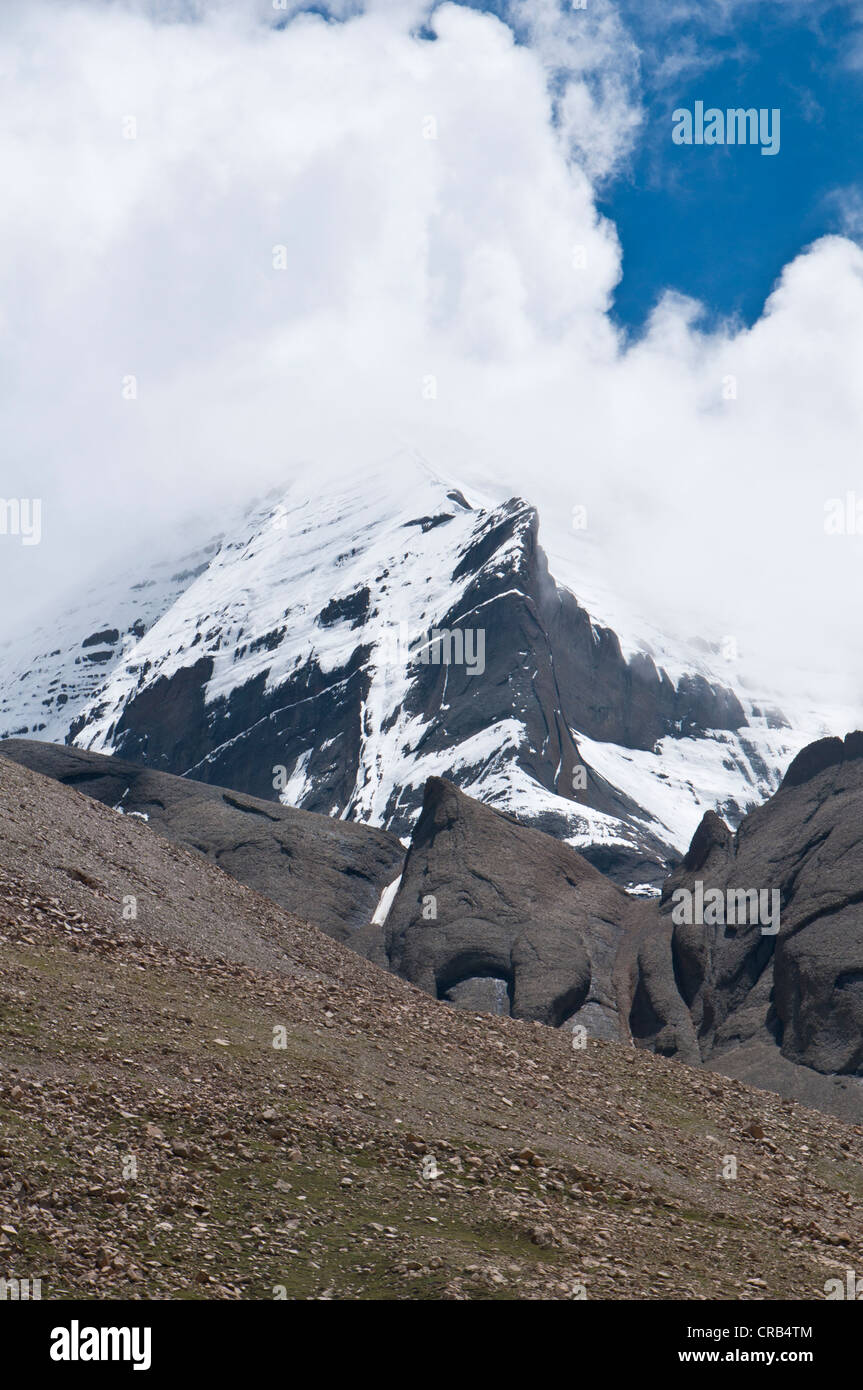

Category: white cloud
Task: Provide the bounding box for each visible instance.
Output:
[500,0,643,179]
[1,0,863,715]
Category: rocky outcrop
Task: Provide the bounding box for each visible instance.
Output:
[779,729,863,790]
[628,731,863,1122]
[0,739,403,946]
[382,776,645,1033]
[9,731,863,1125]
[0,740,649,1033]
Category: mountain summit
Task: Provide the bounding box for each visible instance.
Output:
[0,457,819,887]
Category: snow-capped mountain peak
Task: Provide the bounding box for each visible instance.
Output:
[1,456,846,887]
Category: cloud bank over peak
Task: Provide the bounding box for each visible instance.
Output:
[1,0,862,710]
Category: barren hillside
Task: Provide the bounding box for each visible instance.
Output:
[1,754,861,1300]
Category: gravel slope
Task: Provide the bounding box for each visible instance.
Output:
[1,754,861,1300]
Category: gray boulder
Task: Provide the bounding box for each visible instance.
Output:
[629,730,863,1121]
[383,776,644,1033]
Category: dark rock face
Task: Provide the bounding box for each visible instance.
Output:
[629,731,863,1122]
[82,628,120,649]
[0,739,403,945]
[382,777,644,1033]
[70,648,374,819]
[378,501,740,855]
[678,809,733,874]
[779,730,863,790]
[401,501,745,837]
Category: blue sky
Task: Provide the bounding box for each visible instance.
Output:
[436,0,862,333]
[603,0,863,333]
[455,0,863,334]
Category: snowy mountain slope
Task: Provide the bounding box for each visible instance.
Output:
[0,537,223,745]
[0,453,847,887]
